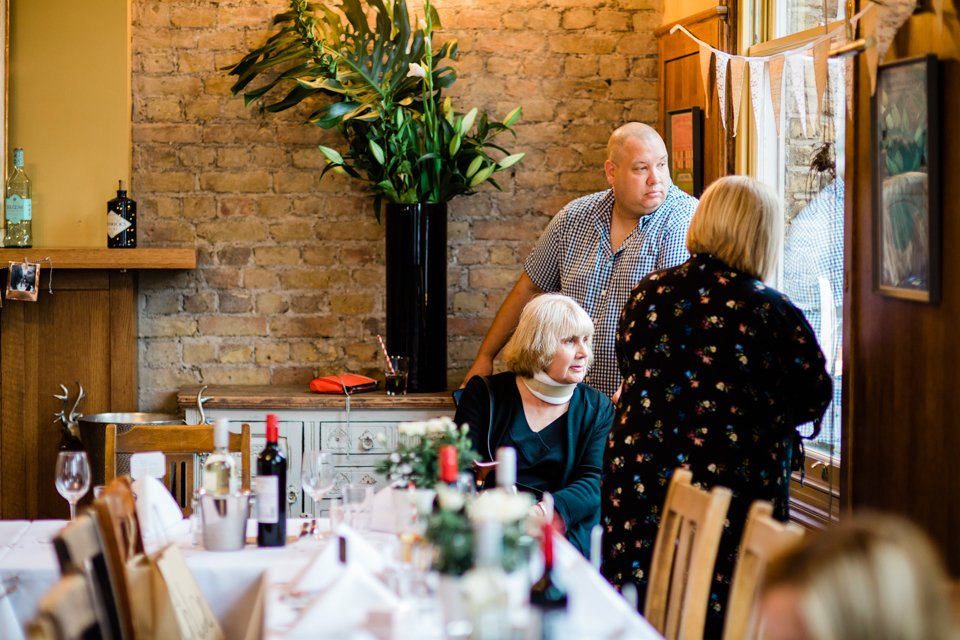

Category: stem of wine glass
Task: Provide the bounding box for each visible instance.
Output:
[69,501,77,521]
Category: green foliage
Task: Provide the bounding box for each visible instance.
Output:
[374,418,478,488]
[425,501,533,576]
[224,0,524,219]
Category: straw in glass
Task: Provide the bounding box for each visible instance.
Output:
[377,334,396,375]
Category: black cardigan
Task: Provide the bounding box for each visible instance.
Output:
[454,372,614,556]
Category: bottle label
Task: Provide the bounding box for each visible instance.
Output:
[5,195,30,223]
[256,476,280,524]
[107,210,132,238]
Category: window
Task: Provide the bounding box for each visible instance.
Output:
[744,0,847,525]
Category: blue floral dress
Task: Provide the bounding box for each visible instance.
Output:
[600,253,832,638]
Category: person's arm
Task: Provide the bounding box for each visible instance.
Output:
[461,273,544,386]
[552,395,615,529]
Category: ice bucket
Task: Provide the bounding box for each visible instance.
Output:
[199,492,251,551]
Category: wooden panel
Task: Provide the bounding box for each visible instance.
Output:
[846,17,960,572]
[108,271,137,412]
[0,247,195,269]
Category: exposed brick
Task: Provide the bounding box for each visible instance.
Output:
[198,316,267,337]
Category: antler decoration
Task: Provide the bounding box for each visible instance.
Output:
[69,383,85,424]
[53,384,70,426]
[196,385,212,425]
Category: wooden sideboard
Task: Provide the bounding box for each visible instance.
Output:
[177,385,456,517]
[0,247,196,519]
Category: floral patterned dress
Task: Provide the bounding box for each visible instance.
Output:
[601,253,832,638]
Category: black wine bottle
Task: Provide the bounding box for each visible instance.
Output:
[107,179,137,248]
[529,522,569,640]
[256,414,287,547]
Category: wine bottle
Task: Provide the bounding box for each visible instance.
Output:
[496,446,517,493]
[202,418,237,496]
[529,522,569,640]
[438,444,458,488]
[58,420,84,453]
[463,520,510,640]
[4,148,32,248]
[106,179,137,248]
[257,414,287,547]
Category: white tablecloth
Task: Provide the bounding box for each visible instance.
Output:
[0,519,660,640]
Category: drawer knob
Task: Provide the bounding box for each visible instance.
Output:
[359,431,375,451]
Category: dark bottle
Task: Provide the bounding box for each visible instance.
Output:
[58,420,84,452]
[256,414,287,547]
[529,522,569,640]
[438,444,458,488]
[107,179,137,248]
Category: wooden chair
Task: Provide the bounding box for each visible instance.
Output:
[92,476,144,564]
[26,574,102,640]
[52,511,132,640]
[103,422,252,513]
[722,500,805,640]
[644,468,732,640]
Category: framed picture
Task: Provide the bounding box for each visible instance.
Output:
[872,55,939,303]
[5,261,40,301]
[666,107,703,198]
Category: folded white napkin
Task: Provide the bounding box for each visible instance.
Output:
[287,564,400,637]
[290,525,387,593]
[132,475,186,551]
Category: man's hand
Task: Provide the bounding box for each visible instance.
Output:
[461,356,494,389]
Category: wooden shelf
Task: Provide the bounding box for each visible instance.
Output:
[178,384,456,411]
[0,247,196,269]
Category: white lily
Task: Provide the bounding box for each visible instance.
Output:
[406,62,427,79]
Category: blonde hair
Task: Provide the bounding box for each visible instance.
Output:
[761,513,957,640]
[502,294,595,377]
[686,175,783,281]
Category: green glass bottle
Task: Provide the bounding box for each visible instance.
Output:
[4,148,32,248]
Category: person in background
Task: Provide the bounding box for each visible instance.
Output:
[462,122,698,398]
[601,176,832,637]
[455,294,613,557]
[759,512,958,640]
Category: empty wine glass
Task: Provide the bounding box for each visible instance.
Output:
[301,450,336,537]
[55,451,91,520]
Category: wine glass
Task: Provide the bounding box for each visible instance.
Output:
[301,451,336,537]
[55,451,91,520]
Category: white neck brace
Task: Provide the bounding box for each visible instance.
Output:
[520,371,577,405]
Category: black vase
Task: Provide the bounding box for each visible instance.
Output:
[385,202,448,392]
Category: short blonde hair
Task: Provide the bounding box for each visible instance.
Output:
[502,294,594,377]
[686,175,783,281]
[761,513,957,640]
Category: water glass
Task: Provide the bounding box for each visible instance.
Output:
[341,483,374,530]
[301,450,336,537]
[385,356,409,396]
[55,451,91,520]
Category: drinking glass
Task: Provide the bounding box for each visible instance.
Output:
[55,451,91,520]
[341,483,374,530]
[301,451,336,537]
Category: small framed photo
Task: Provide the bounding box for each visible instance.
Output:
[666,107,703,198]
[6,260,40,301]
[872,55,939,303]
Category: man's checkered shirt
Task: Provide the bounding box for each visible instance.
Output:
[524,185,698,397]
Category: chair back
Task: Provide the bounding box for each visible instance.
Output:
[52,512,132,640]
[92,476,144,563]
[722,500,805,640]
[27,574,101,640]
[644,468,732,640]
[103,422,252,513]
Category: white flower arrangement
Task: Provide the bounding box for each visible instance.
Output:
[376,416,477,489]
[468,489,534,524]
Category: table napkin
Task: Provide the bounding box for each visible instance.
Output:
[290,525,387,593]
[287,563,400,637]
[132,476,186,551]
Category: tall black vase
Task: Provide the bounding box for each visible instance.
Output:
[385,202,447,392]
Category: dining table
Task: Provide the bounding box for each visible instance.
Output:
[0,517,661,639]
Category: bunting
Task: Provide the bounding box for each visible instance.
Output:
[667,0,918,139]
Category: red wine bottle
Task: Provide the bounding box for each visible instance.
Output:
[256,414,287,547]
[529,522,568,640]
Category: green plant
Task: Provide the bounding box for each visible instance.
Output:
[225,0,524,219]
[375,417,478,488]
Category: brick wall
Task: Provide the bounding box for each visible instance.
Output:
[132,0,664,411]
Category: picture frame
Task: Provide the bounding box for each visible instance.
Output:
[872,55,939,303]
[666,107,703,198]
[5,260,40,301]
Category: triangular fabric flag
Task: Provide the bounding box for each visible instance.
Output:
[845,57,854,120]
[748,59,766,136]
[830,58,846,145]
[861,6,879,95]
[813,38,832,120]
[769,55,786,137]
[698,43,714,118]
[875,0,918,63]
[729,57,746,137]
[787,54,808,138]
[716,52,730,131]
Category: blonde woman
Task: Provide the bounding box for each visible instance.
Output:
[454,293,614,556]
[601,176,833,636]
[759,512,958,640]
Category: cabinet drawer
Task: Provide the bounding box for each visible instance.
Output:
[320,422,397,455]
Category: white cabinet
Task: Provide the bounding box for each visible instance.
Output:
[179,386,455,517]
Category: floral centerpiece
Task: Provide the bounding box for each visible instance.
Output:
[225,0,524,219]
[426,484,534,576]
[376,416,478,488]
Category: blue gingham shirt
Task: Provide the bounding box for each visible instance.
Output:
[524,185,698,397]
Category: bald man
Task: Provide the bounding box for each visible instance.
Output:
[463,123,698,397]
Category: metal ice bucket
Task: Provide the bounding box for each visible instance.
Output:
[199,492,251,551]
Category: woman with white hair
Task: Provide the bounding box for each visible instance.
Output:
[601,175,833,636]
[454,293,614,556]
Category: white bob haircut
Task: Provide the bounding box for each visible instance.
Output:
[501,293,595,378]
